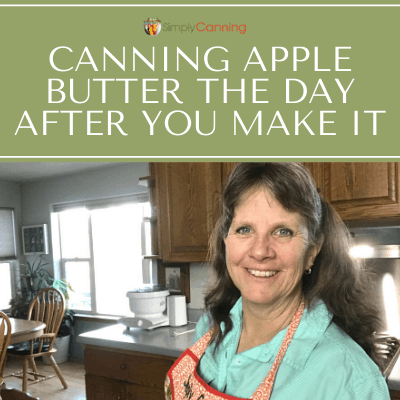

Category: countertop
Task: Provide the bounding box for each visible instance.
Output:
[77,321,197,358]
[78,320,400,393]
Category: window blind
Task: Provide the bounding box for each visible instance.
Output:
[0,208,17,260]
[52,194,149,213]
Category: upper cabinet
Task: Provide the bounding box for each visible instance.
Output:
[153,163,222,262]
[221,162,237,187]
[304,162,400,221]
[152,162,400,262]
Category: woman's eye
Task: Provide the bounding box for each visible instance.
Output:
[275,228,293,237]
[236,226,251,235]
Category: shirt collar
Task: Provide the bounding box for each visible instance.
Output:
[229,297,333,370]
[283,299,333,369]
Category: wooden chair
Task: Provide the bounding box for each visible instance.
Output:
[0,311,12,389]
[6,288,68,392]
[0,388,39,400]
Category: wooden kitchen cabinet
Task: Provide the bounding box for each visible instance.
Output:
[221,162,400,221]
[154,162,222,262]
[85,346,175,400]
[151,162,400,263]
[390,390,400,399]
[304,162,400,221]
[221,162,237,186]
[225,162,400,222]
[85,374,125,400]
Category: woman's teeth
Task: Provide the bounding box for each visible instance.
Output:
[247,269,278,278]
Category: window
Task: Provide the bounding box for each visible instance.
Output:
[0,262,13,310]
[0,208,17,260]
[53,195,152,316]
[0,208,16,311]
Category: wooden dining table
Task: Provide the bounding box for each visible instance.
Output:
[9,318,46,345]
[0,319,46,395]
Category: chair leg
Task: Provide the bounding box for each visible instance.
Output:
[22,357,29,392]
[46,355,68,389]
[30,357,38,374]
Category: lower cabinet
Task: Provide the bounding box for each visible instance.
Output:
[85,375,125,400]
[84,346,176,400]
[391,390,400,400]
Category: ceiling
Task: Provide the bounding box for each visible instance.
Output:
[0,162,128,183]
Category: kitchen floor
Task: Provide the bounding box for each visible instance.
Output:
[2,357,86,400]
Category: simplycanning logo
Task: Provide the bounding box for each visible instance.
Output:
[144,18,162,36]
[163,21,246,34]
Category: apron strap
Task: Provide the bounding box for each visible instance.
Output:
[251,302,305,400]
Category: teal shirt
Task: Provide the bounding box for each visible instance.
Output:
[194,298,390,399]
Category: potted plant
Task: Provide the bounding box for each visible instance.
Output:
[9,255,53,318]
[20,255,53,294]
[9,256,75,364]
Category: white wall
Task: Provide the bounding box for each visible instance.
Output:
[188,262,213,310]
[20,163,149,275]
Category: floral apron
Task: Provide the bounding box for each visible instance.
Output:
[165,303,304,400]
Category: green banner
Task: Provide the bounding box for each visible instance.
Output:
[1,3,399,160]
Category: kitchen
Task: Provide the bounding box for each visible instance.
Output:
[1,162,400,399]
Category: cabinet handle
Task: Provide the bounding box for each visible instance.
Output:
[120,363,127,370]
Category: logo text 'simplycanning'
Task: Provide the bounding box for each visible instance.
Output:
[163,22,246,34]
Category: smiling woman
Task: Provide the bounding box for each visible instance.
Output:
[224,187,316,352]
[226,188,309,303]
[165,163,390,400]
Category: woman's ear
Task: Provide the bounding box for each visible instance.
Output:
[224,226,231,243]
[306,236,324,268]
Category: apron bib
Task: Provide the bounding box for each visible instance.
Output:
[165,303,304,400]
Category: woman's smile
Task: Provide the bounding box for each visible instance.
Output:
[246,269,279,278]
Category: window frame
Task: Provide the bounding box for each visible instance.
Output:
[52,194,150,315]
[0,260,17,311]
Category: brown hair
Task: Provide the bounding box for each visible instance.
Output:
[204,162,383,368]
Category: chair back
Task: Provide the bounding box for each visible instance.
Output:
[28,288,65,350]
[0,388,40,400]
[0,311,11,381]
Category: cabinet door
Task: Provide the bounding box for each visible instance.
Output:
[86,374,125,400]
[303,163,325,195]
[390,390,400,400]
[322,163,400,221]
[156,163,222,262]
[125,383,165,400]
[221,162,237,187]
[225,162,325,195]
[85,347,175,389]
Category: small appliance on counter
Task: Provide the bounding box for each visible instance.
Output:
[118,285,188,330]
[168,295,188,327]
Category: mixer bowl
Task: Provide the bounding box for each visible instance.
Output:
[126,289,170,316]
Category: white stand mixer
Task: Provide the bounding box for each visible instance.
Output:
[118,287,187,330]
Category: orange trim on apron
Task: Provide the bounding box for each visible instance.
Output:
[165,303,305,400]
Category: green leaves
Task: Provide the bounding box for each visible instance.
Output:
[10,255,75,318]
[20,254,53,291]
[52,278,75,301]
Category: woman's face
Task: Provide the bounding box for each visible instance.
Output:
[225,187,316,308]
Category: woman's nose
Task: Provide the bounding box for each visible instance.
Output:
[248,234,274,261]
